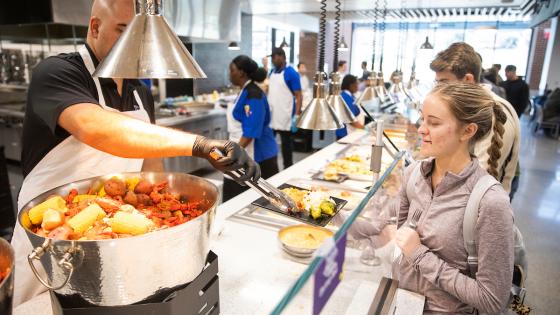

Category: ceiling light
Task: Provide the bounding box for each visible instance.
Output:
[338,36,349,52]
[420,36,434,49]
[228,42,241,51]
[297,72,344,130]
[280,36,290,49]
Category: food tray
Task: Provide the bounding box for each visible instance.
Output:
[311,171,349,183]
[251,184,347,227]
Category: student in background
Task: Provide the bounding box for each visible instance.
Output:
[500,65,530,118]
[335,75,364,139]
[224,55,279,201]
[297,62,312,108]
[267,47,302,169]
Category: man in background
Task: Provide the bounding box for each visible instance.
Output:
[337,60,348,75]
[500,65,530,117]
[268,47,302,169]
[360,61,371,81]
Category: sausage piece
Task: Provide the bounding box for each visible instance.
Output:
[134,180,153,195]
[104,178,127,197]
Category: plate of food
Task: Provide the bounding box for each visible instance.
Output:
[311,169,349,183]
[251,184,347,227]
[278,224,334,258]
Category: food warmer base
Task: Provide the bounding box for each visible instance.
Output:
[50,251,219,315]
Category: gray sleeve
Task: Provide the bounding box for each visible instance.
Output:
[407,185,514,314]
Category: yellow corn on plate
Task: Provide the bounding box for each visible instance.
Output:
[98,186,106,197]
[110,211,154,235]
[28,196,67,225]
[67,203,106,233]
[125,177,141,192]
[72,195,97,203]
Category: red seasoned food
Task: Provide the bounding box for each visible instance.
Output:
[25,177,206,241]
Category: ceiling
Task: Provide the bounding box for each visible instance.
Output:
[242,0,528,15]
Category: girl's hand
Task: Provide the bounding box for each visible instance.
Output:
[395,226,421,257]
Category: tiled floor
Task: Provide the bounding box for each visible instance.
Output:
[511,120,560,314]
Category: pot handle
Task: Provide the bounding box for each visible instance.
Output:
[27,239,74,290]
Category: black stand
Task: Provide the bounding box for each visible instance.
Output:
[51,251,219,315]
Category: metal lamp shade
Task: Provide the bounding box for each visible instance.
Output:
[327,72,356,123]
[420,36,434,49]
[297,72,343,130]
[338,36,349,52]
[356,72,379,106]
[93,0,206,79]
[376,72,396,105]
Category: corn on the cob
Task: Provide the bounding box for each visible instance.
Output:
[67,203,106,233]
[110,211,154,235]
[125,177,141,193]
[98,186,107,197]
[72,195,97,203]
[28,196,67,225]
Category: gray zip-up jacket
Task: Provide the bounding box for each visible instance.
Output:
[398,158,514,314]
[343,158,514,314]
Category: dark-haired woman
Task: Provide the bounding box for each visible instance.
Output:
[223,55,279,201]
[336,74,365,139]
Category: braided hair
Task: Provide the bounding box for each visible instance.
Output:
[430,83,507,179]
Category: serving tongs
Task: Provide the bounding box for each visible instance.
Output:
[209,148,298,213]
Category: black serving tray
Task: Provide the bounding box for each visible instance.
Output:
[311,171,349,183]
[251,184,347,227]
[51,251,220,315]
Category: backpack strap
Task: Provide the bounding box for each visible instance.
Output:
[463,174,500,278]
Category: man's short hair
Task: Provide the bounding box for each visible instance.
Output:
[361,61,367,66]
[430,42,482,83]
[492,64,502,70]
[338,60,347,67]
[505,65,516,72]
[297,62,305,68]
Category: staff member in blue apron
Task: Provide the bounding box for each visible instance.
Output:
[268,47,302,169]
[336,74,365,139]
[11,0,259,306]
[223,55,279,201]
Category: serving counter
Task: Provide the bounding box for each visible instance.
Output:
[14,126,425,315]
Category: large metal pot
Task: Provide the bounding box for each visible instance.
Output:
[18,172,218,306]
[0,238,14,315]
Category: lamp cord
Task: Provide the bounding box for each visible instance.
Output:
[333,0,341,69]
[318,0,327,72]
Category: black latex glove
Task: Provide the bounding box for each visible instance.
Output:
[192,136,261,183]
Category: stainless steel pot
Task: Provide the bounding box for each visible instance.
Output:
[0,237,14,315]
[18,172,218,306]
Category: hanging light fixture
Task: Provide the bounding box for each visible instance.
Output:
[375,0,396,109]
[297,0,343,130]
[338,36,349,52]
[228,42,241,51]
[93,0,206,79]
[420,36,433,49]
[356,0,380,110]
[279,36,290,49]
[327,0,356,123]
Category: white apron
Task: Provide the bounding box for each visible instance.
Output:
[11,45,150,306]
[226,81,254,159]
[268,69,294,131]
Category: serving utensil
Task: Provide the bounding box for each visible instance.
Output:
[209,148,297,213]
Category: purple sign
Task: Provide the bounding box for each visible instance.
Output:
[313,233,347,315]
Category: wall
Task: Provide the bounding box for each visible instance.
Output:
[298,31,318,82]
[539,16,560,92]
[193,13,252,94]
[526,20,551,91]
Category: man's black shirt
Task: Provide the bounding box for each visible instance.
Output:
[500,78,530,117]
[22,44,155,177]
